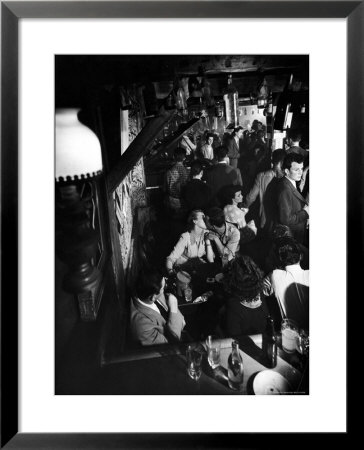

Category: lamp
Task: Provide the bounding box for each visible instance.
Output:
[55,108,104,321]
[257,77,269,109]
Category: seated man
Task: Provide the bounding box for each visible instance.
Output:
[130,270,185,346]
[205,206,240,264]
[263,237,309,330]
[182,160,213,214]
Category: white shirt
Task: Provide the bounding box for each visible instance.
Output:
[285,175,297,188]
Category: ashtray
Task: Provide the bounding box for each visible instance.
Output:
[253,370,292,395]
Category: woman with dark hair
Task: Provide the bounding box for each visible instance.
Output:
[222,255,269,336]
[166,209,215,274]
[221,185,257,244]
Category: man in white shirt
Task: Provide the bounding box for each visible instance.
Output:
[263,238,309,330]
[130,270,185,346]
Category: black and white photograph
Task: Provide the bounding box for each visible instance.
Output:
[55,54,310,395]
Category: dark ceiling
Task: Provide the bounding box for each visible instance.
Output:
[55,54,309,106]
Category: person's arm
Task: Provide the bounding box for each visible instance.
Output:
[204,234,215,263]
[166,294,185,339]
[166,234,187,274]
[132,313,169,346]
[225,226,240,259]
[244,173,261,207]
[278,189,309,226]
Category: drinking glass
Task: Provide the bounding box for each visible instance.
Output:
[186,345,203,381]
[184,287,193,302]
[281,318,299,353]
[205,335,221,369]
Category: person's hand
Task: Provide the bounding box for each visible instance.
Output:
[207,231,218,241]
[167,293,179,313]
[303,205,309,216]
[247,220,257,234]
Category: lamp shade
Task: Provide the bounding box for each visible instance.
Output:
[56,108,102,182]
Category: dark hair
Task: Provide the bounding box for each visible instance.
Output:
[272,224,293,240]
[135,270,163,302]
[222,255,265,302]
[275,237,302,266]
[271,149,287,166]
[223,185,243,205]
[215,146,228,161]
[282,153,304,171]
[174,147,187,161]
[233,126,243,134]
[187,209,204,232]
[190,161,203,177]
[207,207,225,228]
[289,130,302,142]
[205,132,215,141]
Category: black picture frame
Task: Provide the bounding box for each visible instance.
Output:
[1,1,358,448]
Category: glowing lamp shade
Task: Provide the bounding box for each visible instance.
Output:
[56,108,102,182]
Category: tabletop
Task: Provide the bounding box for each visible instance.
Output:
[96,334,308,395]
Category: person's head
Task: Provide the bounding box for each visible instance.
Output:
[205,133,214,146]
[271,148,287,176]
[215,146,229,162]
[190,161,204,179]
[275,237,302,266]
[135,270,165,304]
[257,130,265,140]
[233,126,244,139]
[174,146,187,162]
[289,130,302,145]
[282,153,304,182]
[223,185,243,206]
[187,209,207,232]
[272,224,293,240]
[222,254,265,302]
[207,206,225,229]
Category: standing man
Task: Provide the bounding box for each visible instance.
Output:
[244,148,286,233]
[276,153,309,245]
[204,146,242,200]
[286,130,309,162]
[226,126,244,169]
[164,147,190,216]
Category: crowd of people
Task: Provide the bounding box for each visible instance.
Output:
[130,125,309,347]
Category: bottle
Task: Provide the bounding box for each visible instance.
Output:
[223,75,239,128]
[262,316,277,368]
[176,80,187,112]
[228,340,244,390]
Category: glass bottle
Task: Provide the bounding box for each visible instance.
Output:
[201,76,215,107]
[176,80,187,112]
[228,340,244,391]
[262,316,277,368]
[223,75,239,128]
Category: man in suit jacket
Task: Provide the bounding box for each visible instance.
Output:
[225,126,244,168]
[244,149,286,232]
[204,146,242,200]
[130,270,185,346]
[276,153,309,245]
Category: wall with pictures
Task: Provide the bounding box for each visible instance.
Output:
[113,89,147,286]
[238,105,267,130]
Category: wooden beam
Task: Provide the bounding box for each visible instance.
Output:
[106,108,174,195]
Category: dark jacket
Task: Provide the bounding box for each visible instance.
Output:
[204,162,242,198]
[182,178,212,213]
[276,177,309,244]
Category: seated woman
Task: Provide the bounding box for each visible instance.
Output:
[221,185,257,243]
[166,209,215,275]
[222,254,269,337]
